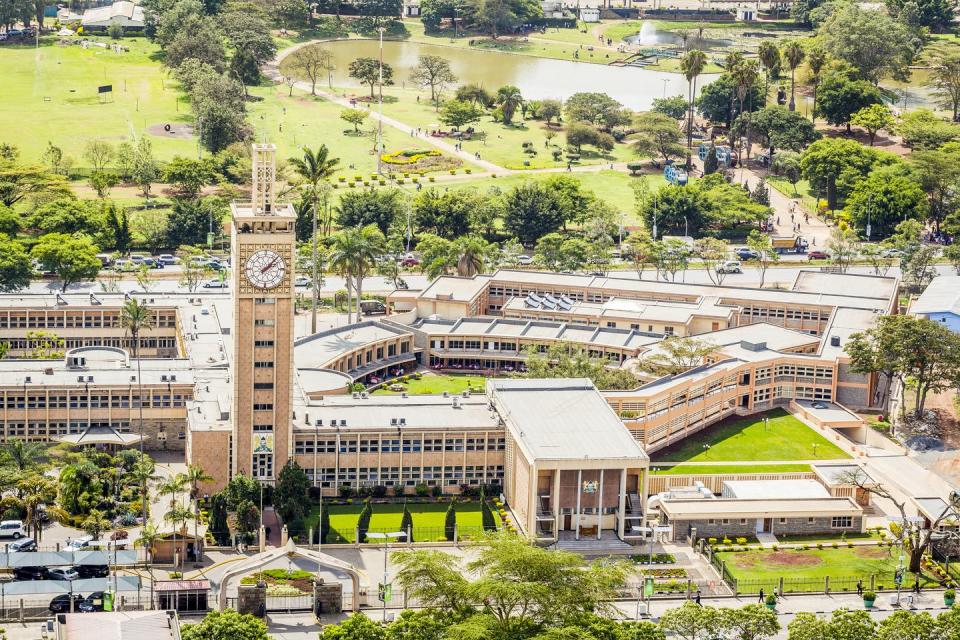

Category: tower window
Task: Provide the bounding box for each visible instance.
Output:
[254,361,274,368]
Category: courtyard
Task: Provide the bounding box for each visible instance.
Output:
[371,373,488,396]
[304,500,501,543]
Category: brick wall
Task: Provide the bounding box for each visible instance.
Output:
[668,515,863,541]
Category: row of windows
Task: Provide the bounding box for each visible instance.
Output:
[740,307,831,322]
[304,465,505,487]
[341,342,411,371]
[0,311,177,329]
[0,392,190,409]
[295,437,506,454]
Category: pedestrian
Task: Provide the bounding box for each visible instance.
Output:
[416,95,420,103]
[758,588,765,603]
[914,577,921,594]
[476,152,481,160]
[804,214,809,224]
[776,216,780,225]
[695,589,702,606]
[790,212,794,222]
[857,579,863,595]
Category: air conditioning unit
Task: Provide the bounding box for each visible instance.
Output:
[399,418,406,426]
[442,391,449,398]
[352,392,360,399]
[24,376,31,383]
[452,397,461,409]
[161,375,168,382]
[340,419,347,426]
[315,419,323,426]
[361,392,368,399]
[390,418,398,426]
[170,375,177,382]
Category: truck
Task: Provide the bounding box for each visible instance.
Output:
[359,300,387,315]
[771,235,808,254]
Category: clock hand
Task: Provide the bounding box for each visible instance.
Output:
[260,257,279,274]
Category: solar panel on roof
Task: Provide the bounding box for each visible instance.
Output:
[544,294,559,305]
[525,294,541,308]
[560,295,573,305]
[558,300,572,311]
[542,300,557,310]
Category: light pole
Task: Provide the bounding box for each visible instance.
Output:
[662,78,669,99]
[652,195,658,240]
[376,27,385,176]
[367,531,405,622]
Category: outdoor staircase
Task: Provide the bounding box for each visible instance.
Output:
[552,531,635,554]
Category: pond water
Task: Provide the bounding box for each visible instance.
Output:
[622,22,733,50]
[311,39,717,111]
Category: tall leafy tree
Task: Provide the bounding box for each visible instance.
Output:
[757,41,781,104]
[680,49,707,169]
[782,41,805,112]
[31,233,101,292]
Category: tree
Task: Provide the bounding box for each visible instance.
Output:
[455,83,494,108]
[273,461,311,524]
[164,20,226,71]
[781,41,804,112]
[177,246,213,293]
[799,137,884,209]
[722,605,780,640]
[336,187,406,236]
[444,499,457,541]
[222,9,276,83]
[164,157,215,198]
[632,112,685,165]
[897,108,960,149]
[167,198,225,247]
[357,498,373,543]
[339,108,368,133]
[0,235,33,293]
[289,45,335,95]
[806,46,828,125]
[410,55,457,103]
[190,73,249,153]
[824,223,857,273]
[181,610,268,640]
[788,610,876,640]
[695,238,731,285]
[319,612,386,640]
[84,140,114,173]
[358,0,402,28]
[885,0,955,30]
[639,336,716,376]
[288,145,339,333]
[639,184,710,237]
[566,122,614,154]
[736,106,819,157]
[439,99,483,130]
[895,220,938,291]
[680,49,707,168]
[696,72,764,128]
[413,187,494,239]
[349,57,394,99]
[0,160,70,207]
[757,40,781,106]
[850,104,895,145]
[564,92,630,130]
[540,98,562,125]
[106,203,132,254]
[81,508,111,540]
[28,198,103,236]
[399,501,413,541]
[660,602,725,640]
[473,0,519,38]
[877,610,935,640]
[480,490,496,532]
[31,233,101,292]
[503,182,565,244]
[928,52,960,122]
[523,342,640,390]
[496,85,524,124]
[819,3,915,83]
[131,138,159,197]
[747,229,779,288]
[652,96,688,120]
[42,142,68,176]
[815,70,883,132]
[844,172,927,238]
[319,498,331,544]
[329,225,386,323]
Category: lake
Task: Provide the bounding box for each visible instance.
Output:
[309,39,717,111]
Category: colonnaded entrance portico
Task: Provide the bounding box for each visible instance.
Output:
[215,539,367,613]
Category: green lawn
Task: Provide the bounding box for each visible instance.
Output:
[651,409,850,463]
[716,545,941,592]
[0,37,194,163]
[649,463,812,475]
[305,501,500,543]
[372,374,488,395]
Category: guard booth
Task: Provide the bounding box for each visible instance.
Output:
[154,579,210,613]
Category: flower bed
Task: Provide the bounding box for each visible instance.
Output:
[381,149,441,165]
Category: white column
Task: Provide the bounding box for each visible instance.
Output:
[553,470,562,540]
[575,469,582,541]
[597,469,604,540]
[618,468,627,539]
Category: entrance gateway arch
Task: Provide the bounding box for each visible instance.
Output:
[216,539,367,612]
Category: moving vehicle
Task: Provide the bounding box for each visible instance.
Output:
[202,280,228,289]
[47,567,79,581]
[400,256,420,267]
[8,537,36,552]
[13,566,46,580]
[0,520,25,539]
[716,260,742,274]
[771,235,809,254]
[294,275,311,287]
[49,594,84,613]
[807,250,830,260]
[734,248,759,261]
[157,254,179,265]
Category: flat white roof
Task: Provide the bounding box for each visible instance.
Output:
[293,321,410,370]
[912,275,960,316]
[488,378,648,463]
[660,497,862,518]
[723,479,830,500]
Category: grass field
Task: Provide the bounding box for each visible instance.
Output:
[651,409,850,463]
[372,374,488,395]
[305,501,500,543]
[716,545,940,591]
[0,37,194,162]
[649,463,812,475]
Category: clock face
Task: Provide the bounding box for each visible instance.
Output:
[245,250,286,289]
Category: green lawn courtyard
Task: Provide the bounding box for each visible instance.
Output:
[305,500,500,543]
[715,545,942,593]
[650,463,813,475]
[651,409,850,464]
[372,374,489,396]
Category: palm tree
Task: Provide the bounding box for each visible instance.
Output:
[496,85,523,125]
[185,464,212,553]
[724,52,745,127]
[807,47,828,124]
[120,298,154,525]
[129,458,159,521]
[287,146,340,334]
[352,225,386,321]
[783,42,805,112]
[18,475,58,541]
[2,439,47,473]
[680,49,707,170]
[136,521,161,594]
[163,504,194,570]
[757,41,781,106]
[81,508,111,540]
[329,229,360,324]
[159,472,188,510]
[733,61,760,163]
[454,237,489,277]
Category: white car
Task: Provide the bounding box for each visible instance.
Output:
[0,520,24,539]
[48,567,79,581]
[67,536,93,551]
[517,255,533,266]
[157,254,179,265]
[294,275,312,287]
[716,260,742,274]
[202,280,228,289]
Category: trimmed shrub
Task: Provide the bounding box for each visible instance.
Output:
[444,499,457,541]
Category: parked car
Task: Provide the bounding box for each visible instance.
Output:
[67,536,93,551]
[735,248,759,260]
[807,250,830,260]
[79,592,107,612]
[517,255,534,266]
[77,565,109,579]
[880,248,901,258]
[157,254,179,265]
[47,567,79,581]
[7,537,36,552]
[206,261,226,271]
[716,260,742,274]
[0,520,25,539]
[294,275,311,287]
[49,594,84,613]
[400,256,420,267]
[13,566,47,580]
[202,280,228,289]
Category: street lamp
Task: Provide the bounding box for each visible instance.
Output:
[367,531,405,622]
[376,27,386,176]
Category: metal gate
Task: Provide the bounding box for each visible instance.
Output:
[265,594,314,613]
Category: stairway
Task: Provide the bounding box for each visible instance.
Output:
[553,531,636,554]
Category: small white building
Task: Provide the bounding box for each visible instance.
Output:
[736,6,757,21]
[580,7,600,22]
[81,1,146,30]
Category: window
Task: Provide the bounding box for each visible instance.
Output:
[254,298,275,305]
[253,382,274,390]
[831,516,853,528]
[254,340,275,347]
[253,403,273,411]
[779,518,787,524]
[740,519,747,525]
[254,319,275,327]
[254,361,274,368]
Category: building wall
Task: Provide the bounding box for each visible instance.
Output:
[667,515,863,541]
[923,312,960,333]
[188,428,231,493]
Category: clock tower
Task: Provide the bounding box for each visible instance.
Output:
[230,143,297,483]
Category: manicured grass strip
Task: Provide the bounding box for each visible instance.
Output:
[649,463,812,475]
[372,374,488,396]
[651,409,850,463]
[305,501,500,543]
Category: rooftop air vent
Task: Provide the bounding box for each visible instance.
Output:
[830,336,841,347]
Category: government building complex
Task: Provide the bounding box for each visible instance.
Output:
[0,146,902,544]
